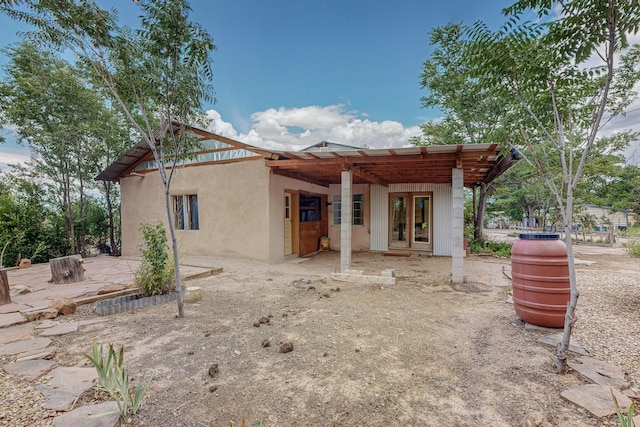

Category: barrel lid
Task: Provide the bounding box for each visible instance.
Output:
[518,233,560,240]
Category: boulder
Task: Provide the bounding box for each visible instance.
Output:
[48,298,77,315]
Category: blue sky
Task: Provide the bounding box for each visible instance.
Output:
[0,0,638,167]
[0,0,511,166]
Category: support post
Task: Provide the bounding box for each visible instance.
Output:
[451,168,464,283]
[340,169,353,273]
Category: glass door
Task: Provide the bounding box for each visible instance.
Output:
[390,195,409,248]
[412,195,432,250]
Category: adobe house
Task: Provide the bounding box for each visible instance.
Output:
[97,124,516,282]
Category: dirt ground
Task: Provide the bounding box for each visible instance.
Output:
[50,238,640,427]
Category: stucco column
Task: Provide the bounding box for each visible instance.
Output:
[451,168,464,283]
[341,170,353,273]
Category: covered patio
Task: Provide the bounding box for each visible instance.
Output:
[266,144,517,282]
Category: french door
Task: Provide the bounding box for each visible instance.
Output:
[389,193,432,251]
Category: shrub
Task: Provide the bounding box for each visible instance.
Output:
[469,238,512,258]
[623,239,640,258]
[135,222,174,296]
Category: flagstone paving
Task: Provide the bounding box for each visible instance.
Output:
[0,323,34,344]
[52,401,120,427]
[0,255,218,427]
[4,359,57,380]
[38,322,79,337]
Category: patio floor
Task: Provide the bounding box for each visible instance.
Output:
[0,255,218,328]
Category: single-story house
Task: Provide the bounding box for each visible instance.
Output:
[97,123,517,282]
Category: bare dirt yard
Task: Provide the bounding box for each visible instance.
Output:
[8,239,640,426]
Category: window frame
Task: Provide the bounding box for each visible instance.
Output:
[332,194,365,226]
[172,194,199,231]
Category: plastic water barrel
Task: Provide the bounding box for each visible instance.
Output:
[511,234,570,328]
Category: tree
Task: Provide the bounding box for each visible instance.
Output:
[465,0,640,372]
[414,24,518,241]
[0,168,66,266]
[0,42,128,257]
[1,0,216,317]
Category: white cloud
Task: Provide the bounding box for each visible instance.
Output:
[0,146,31,172]
[206,104,421,152]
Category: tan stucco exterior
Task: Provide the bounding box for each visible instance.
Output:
[120,159,330,263]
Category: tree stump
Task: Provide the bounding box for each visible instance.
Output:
[0,269,10,305]
[49,255,85,284]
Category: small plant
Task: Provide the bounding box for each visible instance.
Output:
[623,239,640,259]
[86,343,153,419]
[469,238,512,258]
[611,388,636,427]
[135,222,174,296]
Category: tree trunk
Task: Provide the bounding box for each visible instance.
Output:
[164,188,184,318]
[474,182,493,241]
[49,255,85,284]
[103,181,121,256]
[0,269,10,305]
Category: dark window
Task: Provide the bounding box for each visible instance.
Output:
[299,194,321,222]
[173,194,199,231]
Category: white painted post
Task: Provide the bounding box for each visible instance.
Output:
[451,168,464,283]
[341,170,353,273]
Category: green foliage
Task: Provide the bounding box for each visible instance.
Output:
[85,343,153,418]
[0,171,67,266]
[623,240,640,259]
[135,222,174,296]
[469,239,512,258]
[612,388,636,427]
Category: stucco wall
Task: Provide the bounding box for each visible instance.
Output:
[120,159,272,262]
[327,183,371,251]
[268,173,329,264]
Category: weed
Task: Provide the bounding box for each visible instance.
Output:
[611,388,636,427]
[86,343,153,419]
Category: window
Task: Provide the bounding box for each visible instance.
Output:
[173,194,199,230]
[333,194,364,226]
[299,194,321,222]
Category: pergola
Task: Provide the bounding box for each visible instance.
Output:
[265,143,517,282]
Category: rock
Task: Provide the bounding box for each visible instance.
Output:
[16,346,56,362]
[18,259,31,269]
[3,359,57,380]
[208,385,218,393]
[9,285,31,298]
[48,297,76,315]
[96,284,127,295]
[253,322,260,327]
[0,337,52,356]
[24,308,59,322]
[262,338,271,348]
[279,342,294,353]
[52,401,120,427]
[208,363,219,378]
[561,384,632,418]
[258,316,269,324]
[39,322,78,337]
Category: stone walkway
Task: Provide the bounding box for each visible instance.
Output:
[0,256,217,426]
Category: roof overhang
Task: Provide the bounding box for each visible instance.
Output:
[266,144,517,188]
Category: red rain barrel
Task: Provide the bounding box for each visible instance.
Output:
[511,234,570,328]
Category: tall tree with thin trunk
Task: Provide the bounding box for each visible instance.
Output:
[1,0,216,317]
[414,24,519,240]
[464,0,640,372]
